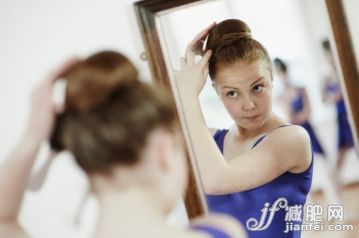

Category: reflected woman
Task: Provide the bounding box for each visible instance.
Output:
[176,19,313,238]
[0,51,246,238]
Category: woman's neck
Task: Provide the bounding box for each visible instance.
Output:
[95,186,168,238]
[234,112,285,140]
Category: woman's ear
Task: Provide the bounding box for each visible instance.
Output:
[148,130,173,173]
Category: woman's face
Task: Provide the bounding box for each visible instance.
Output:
[214,59,273,130]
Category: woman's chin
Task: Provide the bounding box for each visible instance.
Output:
[236,116,265,130]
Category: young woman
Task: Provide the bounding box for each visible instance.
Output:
[176,19,313,238]
[0,51,246,238]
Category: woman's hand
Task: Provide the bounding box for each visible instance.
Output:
[0,58,79,224]
[176,23,215,97]
[24,58,79,144]
[185,22,215,57]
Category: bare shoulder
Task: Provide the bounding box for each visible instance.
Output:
[272,124,310,139]
[0,222,29,238]
[273,125,311,149]
[269,125,312,172]
[191,214,247,238]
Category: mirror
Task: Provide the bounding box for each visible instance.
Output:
[134,1,359,235]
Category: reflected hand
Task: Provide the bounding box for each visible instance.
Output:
[185,22,216,57]
[176,23,216,96]
[176,49,212,97]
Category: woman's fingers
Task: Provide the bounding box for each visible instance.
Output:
[199,50,213,67]
[186,49,196,65]
[188,22,216,49]
[185,22,216,59]
[203,66,209,79]
[49,57,81,84]
[183,49,212,70]
[200,50,212,79]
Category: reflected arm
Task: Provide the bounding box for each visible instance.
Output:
[178,93,311,195]
[179,94,229,193]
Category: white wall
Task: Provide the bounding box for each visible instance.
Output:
[0,0,152,156]
[0,1,154,237]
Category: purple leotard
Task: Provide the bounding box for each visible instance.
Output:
[326,82,354,148]
[291,89,325,155]
[206,126,313,238]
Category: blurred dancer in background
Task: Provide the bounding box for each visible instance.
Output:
[274,57,341,204]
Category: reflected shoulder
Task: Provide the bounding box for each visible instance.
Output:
[269,125,312,170]
[270,125,311,148]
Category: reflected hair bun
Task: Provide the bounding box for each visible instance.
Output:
[205,19,271,80]
[206,19,252,53]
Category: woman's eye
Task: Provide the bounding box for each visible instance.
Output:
[252,84,263,93]
[226,91,239,98]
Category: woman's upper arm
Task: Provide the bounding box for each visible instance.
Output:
[210,126,312,195]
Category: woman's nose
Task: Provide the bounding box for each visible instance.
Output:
[242,96,256,111]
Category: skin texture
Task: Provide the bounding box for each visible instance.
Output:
[213,60,273,133]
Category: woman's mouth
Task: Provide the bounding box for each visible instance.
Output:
[243,115,260,121]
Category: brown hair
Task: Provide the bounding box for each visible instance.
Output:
[50,51,178,174]
[205,19,272,80]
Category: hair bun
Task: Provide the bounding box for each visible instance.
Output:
[65,51,138,113]
[214,32,252,52]
[206,19,252,52]
[50,51,139,151]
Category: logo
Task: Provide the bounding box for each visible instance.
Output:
[246,198,353,233]
[246,197,288,231]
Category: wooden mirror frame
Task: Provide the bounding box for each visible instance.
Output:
[325,0,359,148]
[133,0,359,218]
[133,0,209,218]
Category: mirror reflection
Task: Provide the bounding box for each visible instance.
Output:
[156,0,359,237]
